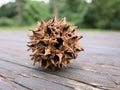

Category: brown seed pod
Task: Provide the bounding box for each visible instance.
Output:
[27,17,84,71]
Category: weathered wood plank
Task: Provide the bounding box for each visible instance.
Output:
[0,45,120,89]
[0,60,74,90]
[0,58,100,90]
[0,31,120,90]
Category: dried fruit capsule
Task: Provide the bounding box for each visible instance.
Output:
[27,17,84,71]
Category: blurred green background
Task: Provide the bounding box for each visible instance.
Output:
[0,0,120,31]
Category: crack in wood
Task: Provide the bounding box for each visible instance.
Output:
[47,73,109,90]
[0,74,6,79]
[11,80,33,90]
[0,74,22,90]
[32,74,75,89]
[0,73,32,90]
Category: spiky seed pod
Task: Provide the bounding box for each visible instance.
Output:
[27,17,84,71]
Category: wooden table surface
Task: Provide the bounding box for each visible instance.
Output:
[0,31,120,90]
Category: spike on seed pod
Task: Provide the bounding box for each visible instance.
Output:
[27,17,84,71]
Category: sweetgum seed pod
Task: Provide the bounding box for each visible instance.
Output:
[27,17,84,71]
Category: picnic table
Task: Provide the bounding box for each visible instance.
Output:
[0,31,120,90]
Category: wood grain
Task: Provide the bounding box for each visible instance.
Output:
[0,31,120,90]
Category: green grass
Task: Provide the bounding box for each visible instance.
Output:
[77,28,120,32]
[0,26,119,32]
[0,25,36,31]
